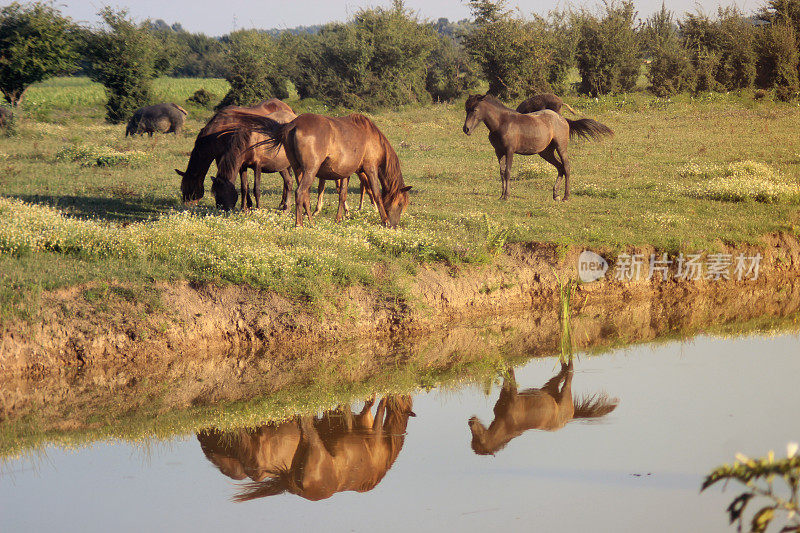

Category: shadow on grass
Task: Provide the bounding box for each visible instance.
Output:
[11,194,180,223]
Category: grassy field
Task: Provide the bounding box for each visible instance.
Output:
[1,77,800,321]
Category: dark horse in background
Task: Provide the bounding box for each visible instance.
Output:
[463,94,613,201]
[516,93,579,115]
[197,395,415,502]
[174,99,296,210]
[469,360,618,455]
[221,112,411,227]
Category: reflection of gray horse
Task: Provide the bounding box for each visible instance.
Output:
[125,103,187,137]
[468,360,618,455]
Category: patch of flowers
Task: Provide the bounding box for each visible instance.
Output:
[55,145,151,168]
[677,160,800,203]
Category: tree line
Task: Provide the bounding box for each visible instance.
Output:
[2,0,800,124]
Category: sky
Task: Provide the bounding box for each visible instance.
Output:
[4,0,760,35]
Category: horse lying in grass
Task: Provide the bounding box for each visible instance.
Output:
[197,396,415,502]
[463,93,613,201]
[221,112,411,227]
[175,99,296,210]
[468,360,618,455]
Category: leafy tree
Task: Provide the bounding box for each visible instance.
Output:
[645,5,695,96]
[426,34,479,102]
[0,2,78,107]
[464,0,552,100]
[173,32,226,78]
[756,21,800,100]
[217,30,288,109]
[574,1,640,96]
[85,8,157,123]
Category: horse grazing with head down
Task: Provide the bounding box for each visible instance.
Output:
[222,112,412,227]
[174,99,296,210]
[468,360,618,456]
[463,93,613,201]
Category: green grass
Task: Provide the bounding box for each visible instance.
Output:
[1,78,800,321]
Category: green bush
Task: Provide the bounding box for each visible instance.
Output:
[464,0,552,100]
[425,35,479,102]
[756,22,800,101]
[644,6,696,96]
[217,30,288,109]
[85,8,156,123]
[186,88,216,108]
[574,1,640,96]
[289,1,437,110]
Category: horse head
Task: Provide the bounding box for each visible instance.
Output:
[176,169,204,205]
[463,94,488,135]
[384,185,412,228]
[210,176,237,210]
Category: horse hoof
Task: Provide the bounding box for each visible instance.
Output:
[561,196,570,202]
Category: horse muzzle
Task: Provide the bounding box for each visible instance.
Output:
[463,124,472,135]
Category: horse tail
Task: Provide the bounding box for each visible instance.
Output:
[562,103,579,116]
[171,103,188,116]
[566,118,613,141]
[573,393,619,419]
[233,478,289,502]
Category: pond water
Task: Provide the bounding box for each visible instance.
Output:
[2,331,799,532]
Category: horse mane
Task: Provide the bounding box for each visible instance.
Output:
[466,93,513,113]
[347,114,405,198]
[573,392,619,419]
[216,111,286,183]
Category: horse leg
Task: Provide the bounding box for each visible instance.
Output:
[555,143,571,201]
[295,168,317,227]
[313,179,325,215]
[357,171,377,212]
[240,168,251,211]
[335,176,350,222]
[495,149,512,200]
[364,167,390,224]
[539,144,564,201]
[253,166,261,209]
[278,168,291,211]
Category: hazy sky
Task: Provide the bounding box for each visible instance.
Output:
[5,0,760,35]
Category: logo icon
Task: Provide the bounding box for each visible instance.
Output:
[578,250,608,283]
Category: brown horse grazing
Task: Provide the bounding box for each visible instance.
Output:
[463,94,613,201]
[197,396,415,502]
[516,93,578,115]
[223,112,412,227]
[468,361,618,456]
[174,99,296,210]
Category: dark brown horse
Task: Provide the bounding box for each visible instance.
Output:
[223,112,411,227]
[197,396,415,502]
[463,94,613,201]
[516,93,578,115]
[468,361,618,455]
[175,99,296,210]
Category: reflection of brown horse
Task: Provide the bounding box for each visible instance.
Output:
[197,395,415,501]
[175,99,296,210]
[468,361,618,455]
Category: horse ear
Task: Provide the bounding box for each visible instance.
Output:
[174,169,185,177]
[401,185,412,193]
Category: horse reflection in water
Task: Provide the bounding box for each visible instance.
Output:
[469,360,618,455]
[197,395,414,501]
